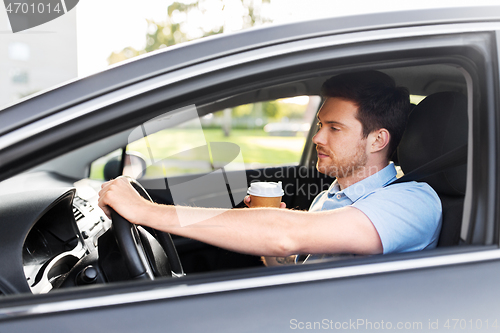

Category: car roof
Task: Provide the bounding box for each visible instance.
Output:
[1,5,499,137]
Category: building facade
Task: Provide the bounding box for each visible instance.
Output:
[0,6,77,109]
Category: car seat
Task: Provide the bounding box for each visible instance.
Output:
[397,92,468,247]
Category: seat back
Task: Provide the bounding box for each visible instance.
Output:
[397,92,468,246]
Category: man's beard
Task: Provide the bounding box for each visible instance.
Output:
[316,141,368,179]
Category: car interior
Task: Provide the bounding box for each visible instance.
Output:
[0,61,478,296]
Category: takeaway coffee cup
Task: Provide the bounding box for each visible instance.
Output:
[247,181,284,208]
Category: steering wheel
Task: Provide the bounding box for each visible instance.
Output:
[110,178,184,279]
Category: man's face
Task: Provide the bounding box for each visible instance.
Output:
[312,97,369,178]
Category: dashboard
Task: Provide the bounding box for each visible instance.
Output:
[0,172,111,295]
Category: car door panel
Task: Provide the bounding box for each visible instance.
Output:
[0,256,498,332]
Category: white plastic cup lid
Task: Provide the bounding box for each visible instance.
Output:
[247,181,284,197]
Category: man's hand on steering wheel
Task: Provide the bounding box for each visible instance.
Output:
[98,176,184,279]
[98,176,157,227]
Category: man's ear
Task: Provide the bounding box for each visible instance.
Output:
[369,128,390,153]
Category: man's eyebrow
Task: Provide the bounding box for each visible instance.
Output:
[325,120,345,126]
[317,117,347,127]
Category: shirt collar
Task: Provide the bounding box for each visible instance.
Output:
[327,163,398,202]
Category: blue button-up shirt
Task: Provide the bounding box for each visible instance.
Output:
[308,163,442,254]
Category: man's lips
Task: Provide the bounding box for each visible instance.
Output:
[317,150,329,158]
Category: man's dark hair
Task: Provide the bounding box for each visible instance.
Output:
[320,70,410,159]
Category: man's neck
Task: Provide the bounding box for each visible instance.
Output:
[337,161,389,190]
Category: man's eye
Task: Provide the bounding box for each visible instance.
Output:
[331,127,339,131]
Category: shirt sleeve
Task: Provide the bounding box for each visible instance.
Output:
[352,182,442,254]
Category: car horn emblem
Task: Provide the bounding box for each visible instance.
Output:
[4,0,79,33]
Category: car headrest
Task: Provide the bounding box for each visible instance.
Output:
[397,92,468,196]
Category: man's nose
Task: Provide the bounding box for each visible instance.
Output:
[312,128,325,146]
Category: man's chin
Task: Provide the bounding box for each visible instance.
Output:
[316,163,336,178]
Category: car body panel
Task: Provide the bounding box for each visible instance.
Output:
[0,248,499,331]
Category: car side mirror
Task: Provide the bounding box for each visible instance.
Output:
[103,152,147,181]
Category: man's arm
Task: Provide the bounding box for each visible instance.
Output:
[98,177,383,257]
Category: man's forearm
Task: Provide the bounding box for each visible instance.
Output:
[143,204,304,257]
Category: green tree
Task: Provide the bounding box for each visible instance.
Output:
[108,0,271,66]
[108,47,144,65]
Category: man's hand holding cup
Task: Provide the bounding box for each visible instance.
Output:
[244,181,286,208]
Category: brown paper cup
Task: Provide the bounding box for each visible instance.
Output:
[249,195,282,208]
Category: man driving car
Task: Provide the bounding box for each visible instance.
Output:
[98,70,442,263]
